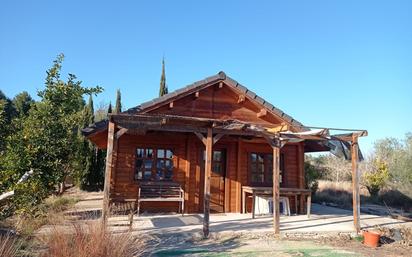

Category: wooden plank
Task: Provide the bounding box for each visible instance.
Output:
[273,143,281,234]
[102,121,117,227]
[351,135,361,233]
[203,128,213,238]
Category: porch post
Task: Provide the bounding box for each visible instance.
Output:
[272,140,281,234]
[203,128,213,238]
[102,121,117,227]
[351,134,361,233]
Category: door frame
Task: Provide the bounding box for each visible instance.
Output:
[200,147,227,213]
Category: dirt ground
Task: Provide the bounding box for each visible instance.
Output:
[145,232,411,257]
[51,188,412,256]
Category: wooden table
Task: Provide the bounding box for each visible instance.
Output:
[241,186,312,219]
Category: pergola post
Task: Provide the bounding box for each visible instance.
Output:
[263,134,282,234]
[102,121,117,227]
[203,128,213,238]
[272,142,281,234]
[194,128,224,238]
[351,134,361,233]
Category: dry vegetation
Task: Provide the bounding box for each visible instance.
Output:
[0,234,22,257]
[314,180,412,213]
[39,222,146,257]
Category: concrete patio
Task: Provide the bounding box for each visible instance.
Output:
[107,203,412,236]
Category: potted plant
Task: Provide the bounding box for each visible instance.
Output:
[362,228,381,247]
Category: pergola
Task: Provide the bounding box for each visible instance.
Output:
[101,113,367,237]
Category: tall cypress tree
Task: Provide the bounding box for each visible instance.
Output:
[107,102,112,114]
[114,89,121,114]
[159,58,168,97]
[84,95,94,126]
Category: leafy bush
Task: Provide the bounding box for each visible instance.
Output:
[362,161,389,198]
[304,161,323,193]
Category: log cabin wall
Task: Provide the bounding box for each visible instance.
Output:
[110,130,305,214]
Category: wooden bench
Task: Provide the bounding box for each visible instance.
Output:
[137,181,184,216]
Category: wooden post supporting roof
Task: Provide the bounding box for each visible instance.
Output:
[102,121,117,227]
[194,129,224,238]
[263,135,282,234]
[203,128,213,238]
[272,143,281,234]
[351,135,361,233]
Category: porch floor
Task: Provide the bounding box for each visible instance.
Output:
[108,203,412,236]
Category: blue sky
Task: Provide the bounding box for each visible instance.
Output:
[1,1,411,153]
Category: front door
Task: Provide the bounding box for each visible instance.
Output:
[210,150,226,212]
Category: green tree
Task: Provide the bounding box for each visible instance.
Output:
[0,54,102,216]
[12,91,34,117]
[107,102,112,114]
[114,90,121,114]
[159,58,168,96]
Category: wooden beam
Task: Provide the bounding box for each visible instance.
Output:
[213,133,224,145]
[102,121,117,227]
[194,132,207,146]
[195,132,224,146]
[203,128,213,238]
[237,94,246,103]
[351,135,361,233]
[272,140,281,234]
[267,124,289,133]
[115,128,128,139]
[257,108,267,118]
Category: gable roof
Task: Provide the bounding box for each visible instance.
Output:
[125,71,308,131]
[82,71,308,137]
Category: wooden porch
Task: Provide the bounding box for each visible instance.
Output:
[100,114,367,238]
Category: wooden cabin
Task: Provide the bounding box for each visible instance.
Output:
[83,72,346,218]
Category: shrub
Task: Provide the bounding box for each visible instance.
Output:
[362,161,389,198]
[304,161,322,193]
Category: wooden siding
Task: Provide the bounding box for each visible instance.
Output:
[109,131,305,213]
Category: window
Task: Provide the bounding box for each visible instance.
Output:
[249,152,285,186]
[135,148,173,181]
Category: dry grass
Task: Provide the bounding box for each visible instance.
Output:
[0,234,22,257]
[39,222,147,257]
[11,195,79,237]
[314,180,412,212]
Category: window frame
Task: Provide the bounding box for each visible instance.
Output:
[249,152,285,186]
[135,147,174,181]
